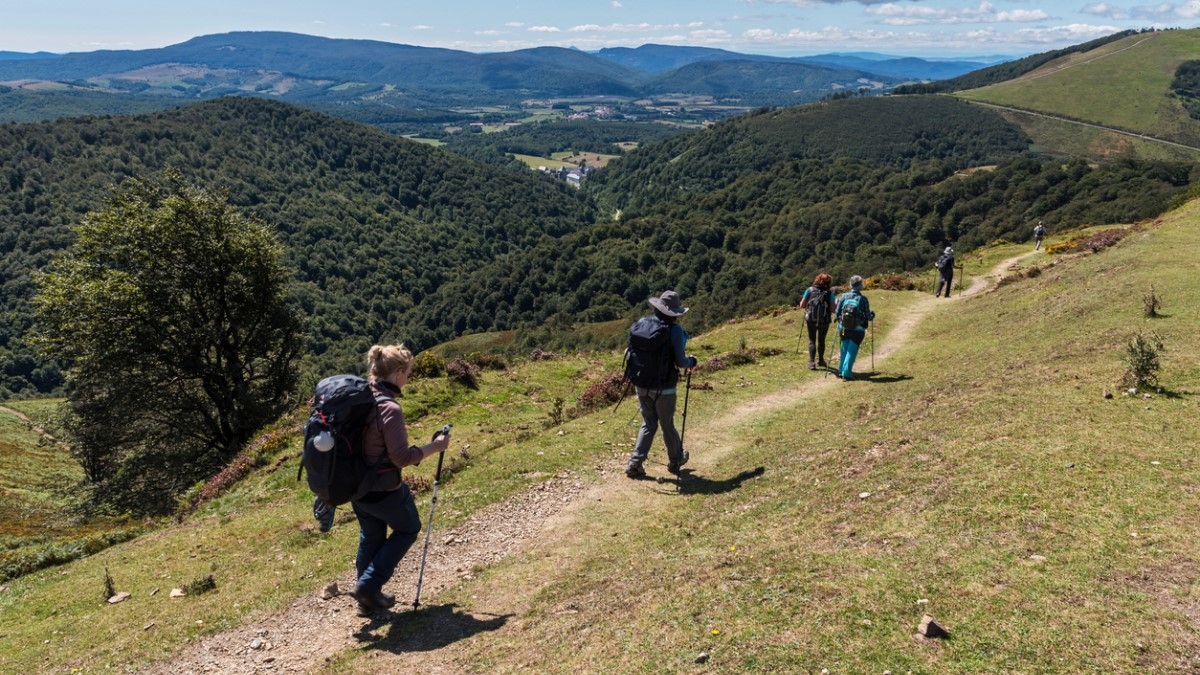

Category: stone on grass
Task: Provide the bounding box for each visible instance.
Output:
[321,582,339,600]
[695,652,710,664]
[918,614,949,639]
[107,591,131,604]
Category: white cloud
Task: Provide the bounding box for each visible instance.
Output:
[1128,2,1175,19]
[1179,1,1200,18]
[867,1,1049,26]
[567,22,706,33]
[505,22,525,28]
[528,25,561,33]
[737,21,1120,53]
[612,0,623,7]
[475,30,502,36]
[412,25,433,31]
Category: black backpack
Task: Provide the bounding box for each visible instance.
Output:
[297,374,397,506]
[624,315,678,389]
[804,286,829,324]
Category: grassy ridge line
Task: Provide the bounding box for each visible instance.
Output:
[959,30,1200,148]
[341,208,1200,672]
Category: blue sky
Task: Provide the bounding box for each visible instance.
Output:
[3,1,1198,58]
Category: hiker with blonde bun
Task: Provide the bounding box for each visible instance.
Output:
[835,276,874,381]
[348,344,450,616]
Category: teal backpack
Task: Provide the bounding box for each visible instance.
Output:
[838,293,865,331]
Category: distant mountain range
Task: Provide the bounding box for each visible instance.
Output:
[0,31,1000,106]
[593,43,1002,81]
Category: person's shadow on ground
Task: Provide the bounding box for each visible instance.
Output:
[654,466,766,495]
[355,602,513,653]
[853,371,913,384]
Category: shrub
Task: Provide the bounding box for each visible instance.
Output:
[445,357,480,389]
[1120,331,1165,391]
[577,373,626,413]
[1143,285,1162,318]
[411,351,446,379]
[874,273,916,291]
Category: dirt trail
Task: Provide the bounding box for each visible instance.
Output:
[141,253,1034,674]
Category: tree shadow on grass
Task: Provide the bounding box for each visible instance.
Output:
[354,602,513,653]
[654,466,766,496]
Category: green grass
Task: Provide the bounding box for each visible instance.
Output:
[511,153,576,169]
[4,201,1200,672]
[958,30,1200,154]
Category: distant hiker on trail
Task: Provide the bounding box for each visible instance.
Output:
[624,291,698,479]
[800,272,835,370]
[349,344,450,616]
[1034,221,1047,250]
[934,246,955,298]
[835,275,875,381]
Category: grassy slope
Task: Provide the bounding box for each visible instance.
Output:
[2,203,1200,671]
[0,399,82,538]
[957,29,1200,161]
[349,206,1200,672]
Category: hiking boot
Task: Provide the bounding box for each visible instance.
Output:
[817,360,827,368]
[313,497,335,533]
[667,449,690,475]
[350,584,391,616]
[625,461,646,479]
[807,361,816,370]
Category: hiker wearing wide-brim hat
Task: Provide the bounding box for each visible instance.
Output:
[624,291,698,479]
[648,289,689,317]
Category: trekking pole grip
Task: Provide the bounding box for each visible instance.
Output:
[431,423,451,482]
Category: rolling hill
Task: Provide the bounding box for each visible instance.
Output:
[0,97,595,395]
[0,31,983,118]
[953,29,1200,158]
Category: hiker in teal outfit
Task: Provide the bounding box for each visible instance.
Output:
[835,275,875,381]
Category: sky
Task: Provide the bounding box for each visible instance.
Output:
[2,0,1198,59]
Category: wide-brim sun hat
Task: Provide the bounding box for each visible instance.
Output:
[649,290,688,317]
[944,246,953,255]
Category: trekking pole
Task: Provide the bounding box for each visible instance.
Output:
[870,322,875,372]
[680,369,692,448]
[612,377,632,414]
[413,424,451,610]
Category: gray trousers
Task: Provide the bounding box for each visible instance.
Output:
[630,387,685,466]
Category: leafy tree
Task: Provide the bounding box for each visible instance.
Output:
[33,171,305,515]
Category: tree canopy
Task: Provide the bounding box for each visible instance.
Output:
[33,172,305,515]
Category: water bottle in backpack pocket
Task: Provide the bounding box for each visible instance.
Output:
[298,374,398,508]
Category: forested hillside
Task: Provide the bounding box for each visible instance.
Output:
[392,96,1195,346]
[2,90,1196,398]
[0,97,594,396]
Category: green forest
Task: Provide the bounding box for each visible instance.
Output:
[0,94,1195,398]
[0,97,593,396]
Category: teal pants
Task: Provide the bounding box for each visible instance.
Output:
[839,330,865,380]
